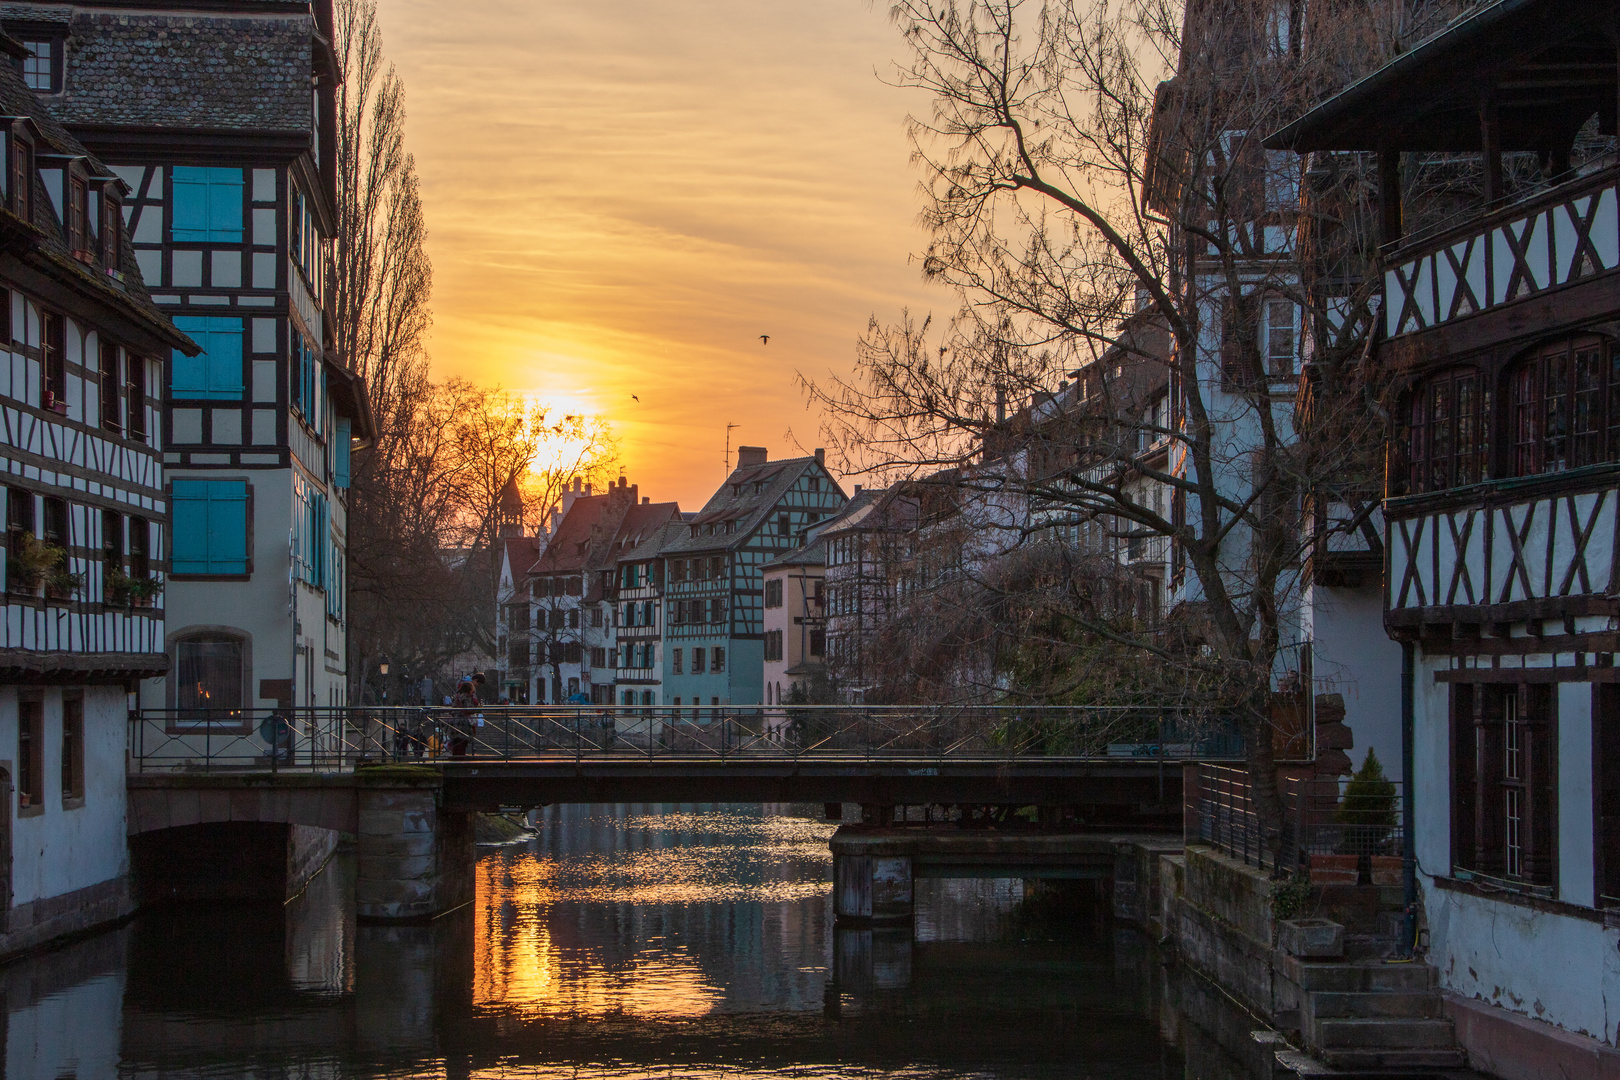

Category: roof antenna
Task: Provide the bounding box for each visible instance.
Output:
[724,422,739,471]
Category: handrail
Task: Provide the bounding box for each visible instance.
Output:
[126,705,1247,773]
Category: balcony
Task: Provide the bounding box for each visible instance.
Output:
[1383,162,1620,342]
[1384,464,1620,635]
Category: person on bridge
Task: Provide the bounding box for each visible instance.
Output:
[449,680,478,757]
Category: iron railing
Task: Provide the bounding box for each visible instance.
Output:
[128,705,1245,773]
[1186,762,1404,876]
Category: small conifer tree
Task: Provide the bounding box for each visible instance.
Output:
[1335,748,1397,853]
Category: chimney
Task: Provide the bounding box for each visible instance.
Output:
[737,446,767,468]
[814,448,825,466]
[642,496,649,505]
[854,484,862,494]
[995,386,1007,424]
[584,482,592,496]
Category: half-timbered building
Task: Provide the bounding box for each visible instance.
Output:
[610,509,680,715]
[3,0,373,718]
[1269,1,1620,1072]
[661,448,845,711]
[0,34,193,956]
[761,533,826,719]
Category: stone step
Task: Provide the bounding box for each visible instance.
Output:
[1313,1046,1470,1073]
[1295,961,1434,993]
[1306,990,1441,1020]
[1312,1017,1457,1051]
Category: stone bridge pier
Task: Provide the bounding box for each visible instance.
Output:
[127,767,475,921]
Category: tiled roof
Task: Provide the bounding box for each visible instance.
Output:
[0,36,187,347]
[19,8,315,132]
[660,455,822,555]
[621,519,683,565]
[762,535,825,570]
[612,502,681,563]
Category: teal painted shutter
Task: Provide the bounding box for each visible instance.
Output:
[205,168,243,241]
[170,480,210,573]
[334,418,351,487]
[171,480,247,573]
[171,317,244,401]
[171,167,243,242]
[171,168,209,241]
[207,480,249,573]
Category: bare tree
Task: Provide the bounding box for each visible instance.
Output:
[805,0,1475,836]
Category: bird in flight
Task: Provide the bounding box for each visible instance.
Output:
[631,394,640,402]
[759,335,770,345]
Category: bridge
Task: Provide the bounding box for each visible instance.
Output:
[126,705,1240,922]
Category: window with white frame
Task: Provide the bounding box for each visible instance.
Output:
[1262,297,1297,379]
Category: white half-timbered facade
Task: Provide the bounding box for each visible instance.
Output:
[0,36,193,958]
[0,0,375,720]
[1271,2,1620,1072]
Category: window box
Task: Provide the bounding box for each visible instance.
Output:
[105,567,163,608]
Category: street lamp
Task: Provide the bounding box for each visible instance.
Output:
[379,657,390,676]
[379,656,391,704]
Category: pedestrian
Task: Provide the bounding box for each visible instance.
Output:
[449,679,477,757]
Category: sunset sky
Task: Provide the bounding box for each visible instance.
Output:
[378,0,942,508]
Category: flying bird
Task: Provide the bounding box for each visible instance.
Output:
[759,335,770,345]
[631,394,640,402]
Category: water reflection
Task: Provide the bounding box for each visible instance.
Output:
[1,803,1277,1079]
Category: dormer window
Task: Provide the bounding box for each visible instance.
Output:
[731,484,742,496]
[18,38,62,94]
[10,131,31,222]
[99,186,122,272]
[67,173,87,260]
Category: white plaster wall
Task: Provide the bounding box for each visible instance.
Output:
[1412,652,1451,883]
[1560,683,1596,907]
[1425,883,1620,1044]
[5,971,123,1080]
[1307,584,1404,774]
[0,685,130,907]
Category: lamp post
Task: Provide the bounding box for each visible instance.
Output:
[379,656,390,704]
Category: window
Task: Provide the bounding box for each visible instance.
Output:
[170,316,244,400]
[1450,683,1555,888]
[292,479,326,587]
[171,479,249,575]
[10,132,30,222]
[810,477,820,492]
[564,641,582,664]
[16,698,40,811]
[101,509,121,603]
[764,629,782,662]
[709,597,725,624]
[170,167,243,243]
[101,189,122,271]
[293,335,318,421]
[710,556,724,579]
[129,515,150,582]
[126,356,147,443]
[1508,336,1618,478]
[567,609,579,629]
[640,643,654,668]
[334,417,351,488]
[6,487,32,595]
[590,646,606,669]
[41,310,62,406]
[641,600,654,626]
[1406,367,1488,494]
[60,694,82,805]
[673,648,683,674]
[777,513,790,537]
[692,648,706,674]
[18,38,60,93]
[175,634,245,713]
[591,606,602,628]
[67,174,87,258]
[713,648,725,673]
[765,578,783,608]
[99,343,120,432]
[809,629,825,657]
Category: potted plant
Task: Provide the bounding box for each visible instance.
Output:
[106,566,163,607]
[7,533,68,596]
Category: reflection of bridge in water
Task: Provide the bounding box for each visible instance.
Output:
[127,706,1237,923]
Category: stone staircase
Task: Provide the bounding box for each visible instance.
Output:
[1288,960,1467,1073]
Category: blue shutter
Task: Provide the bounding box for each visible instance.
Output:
[170,481,210,574]
[172,479,247,574]
[206,480,249,573]
[171,316,244,401]
[334,418,351,488]
[171,167,243,242]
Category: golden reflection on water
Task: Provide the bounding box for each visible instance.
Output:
[473,807,837,1019]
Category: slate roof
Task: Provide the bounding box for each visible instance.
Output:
[612,503,681,565]
[500,535,539,597]
[761,535,825,571]
[662,455,825,556]
[528,493,623,577]
[0,34,190,350]
[11,6,316,132]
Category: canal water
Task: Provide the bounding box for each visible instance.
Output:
[3,804,1269,1079]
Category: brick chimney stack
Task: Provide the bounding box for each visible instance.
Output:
[737,446,767,467]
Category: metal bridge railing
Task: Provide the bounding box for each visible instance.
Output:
[128,705,1246,774]
[1186,762,1404,876]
